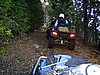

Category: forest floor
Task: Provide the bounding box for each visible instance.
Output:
[0,30,100,75]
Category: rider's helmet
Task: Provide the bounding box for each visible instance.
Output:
[59,13,65,18]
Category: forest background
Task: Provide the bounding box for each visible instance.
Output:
[0,0,100,48]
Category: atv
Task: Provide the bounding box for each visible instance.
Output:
[46,27,76,50]
[29,55,100,75]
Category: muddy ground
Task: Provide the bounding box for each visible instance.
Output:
[0,30,100,75]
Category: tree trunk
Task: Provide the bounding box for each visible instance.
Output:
[83,0,88,45]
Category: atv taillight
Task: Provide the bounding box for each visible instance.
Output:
[70,33,75,38]
[52,32,57,36]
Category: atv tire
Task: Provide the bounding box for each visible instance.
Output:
[48,36,54,48]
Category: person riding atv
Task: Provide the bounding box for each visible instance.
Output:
[46,13,76,50]
[54,13,69,31]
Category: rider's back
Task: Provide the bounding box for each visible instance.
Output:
[58,17,66,27]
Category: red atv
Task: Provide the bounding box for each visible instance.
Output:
[46,27,76,50]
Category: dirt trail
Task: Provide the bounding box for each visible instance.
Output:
[0,30,100,75]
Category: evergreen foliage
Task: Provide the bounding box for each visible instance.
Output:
[0,0,43,45]
[0,0,43,35]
